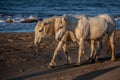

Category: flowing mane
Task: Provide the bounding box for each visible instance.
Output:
[42,16,56,36]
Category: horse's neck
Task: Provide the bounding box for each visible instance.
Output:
[66,15,84,41]
[45,23,55,36]
[67,17,78,34]
[68,26,76,33]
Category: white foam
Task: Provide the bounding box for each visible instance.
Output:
[19,18,25,22]
[115,17,120,21]
[14,21,19,23]
[0,20,5,23]
[28,15,36,19]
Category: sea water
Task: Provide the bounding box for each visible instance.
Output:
[0,0,120,32]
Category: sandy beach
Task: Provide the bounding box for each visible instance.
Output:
[0,30,120,80]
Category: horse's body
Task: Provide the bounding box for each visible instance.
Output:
[89,14,116,61]
[34,16,77,68]
[56,14,116,65]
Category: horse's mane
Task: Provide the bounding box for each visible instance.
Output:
[43,16,56,36]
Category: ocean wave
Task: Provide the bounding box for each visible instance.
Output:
[19,15,40,23]
[0,20,5,23]
[115,17,120,21]
[0,14,120,32]
[0,14,120,23]
[0,15,41,23]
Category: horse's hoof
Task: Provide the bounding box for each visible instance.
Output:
[65,63,71,65]
[89,58,95,64]
[111,58,116,61]
[95,59,99,63]
[74,63,81,67]
[48,62,56,68]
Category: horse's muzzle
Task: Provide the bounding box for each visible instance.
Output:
[34,41,40,47]
[58,37,62,41]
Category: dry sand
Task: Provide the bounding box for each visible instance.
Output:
[0,30,120,80]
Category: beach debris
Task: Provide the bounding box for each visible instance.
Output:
[20,15,39,23]
[19,69,25,72]
[7,39,14,42]
[6,18,14,22]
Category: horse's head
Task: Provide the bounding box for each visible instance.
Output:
[54,16,67,41]
[34,21,44,46]
[34,19,54,46]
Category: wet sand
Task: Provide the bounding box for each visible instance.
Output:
[0,30,120,80]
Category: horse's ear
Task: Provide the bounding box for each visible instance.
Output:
[62,16,66,22]
[63,14,66,17]
[38,21,42,23]
[54,17,58,21]
[36,21,42,26]
[41,22,44,26]
[36,21,42,28]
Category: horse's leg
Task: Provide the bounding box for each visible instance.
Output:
[81,41,88,60]
[62,43,71,64]
[109,31,116,61]
[83,50,88,60]
[90,40,95,59]
[107,41,111,54]
[49,41,63,68]
[95,39,102,62]
[76,38,85,66]
[89,40,98,63]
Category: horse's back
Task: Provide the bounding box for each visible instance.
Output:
[97,14,116,35]
[88,16,108,39]
[97,14,116,27]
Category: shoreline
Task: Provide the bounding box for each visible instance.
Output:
[0,29,120,33]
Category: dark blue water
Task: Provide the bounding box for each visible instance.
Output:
[0,0,120,32]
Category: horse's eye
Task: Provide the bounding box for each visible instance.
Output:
[59,24,63,28]
[60,26,63,28]
[39,28,43,32]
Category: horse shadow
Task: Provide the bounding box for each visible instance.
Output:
[8,53,120,80]
[73,53,120,80]
[73,65,120,80]
[8,64,75,80]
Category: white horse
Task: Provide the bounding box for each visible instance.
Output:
[89,14,116,61]
[56,14,116,66]
[34,16,78,68]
